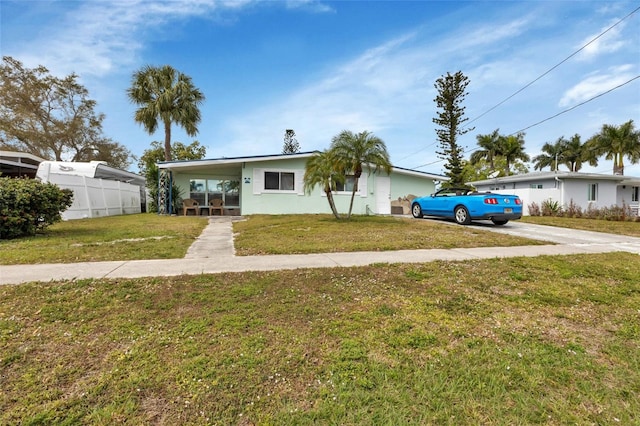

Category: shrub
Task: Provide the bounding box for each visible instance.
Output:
[563,199,583,218]
[527,202,541,216]
[541,199,562,216]
[0,177,73,239]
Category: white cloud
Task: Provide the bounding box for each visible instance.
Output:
[285,0,334,13]
[558,65,635,107]
[576,20,628,61]
[9,0,258,78]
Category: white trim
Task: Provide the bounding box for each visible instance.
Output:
[253,168,304,195]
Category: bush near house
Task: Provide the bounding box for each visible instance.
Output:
[0,177,73,239]
[528,199,639,222]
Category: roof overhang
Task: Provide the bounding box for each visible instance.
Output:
[469,171,639,186]
[158,152,448,181]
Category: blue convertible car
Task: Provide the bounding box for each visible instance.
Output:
[411,188,522,225]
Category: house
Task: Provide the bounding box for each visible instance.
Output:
[36,160,147,220]
[157,152,446,216]
[0,150,45,179]
[469,171,640,216]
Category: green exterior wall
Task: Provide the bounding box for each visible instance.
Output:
[168,156,438,216]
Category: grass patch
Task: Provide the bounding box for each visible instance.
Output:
[1,252,638,424]
[233,214,545,255]
[0,214,209,265]
[521,215,640,237]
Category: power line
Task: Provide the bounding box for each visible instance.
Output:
[509,75,640,135]
[411,75,640,170]
[408,5,640,169]
[465,5,640,128]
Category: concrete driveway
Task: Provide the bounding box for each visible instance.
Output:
[465,220,640,247]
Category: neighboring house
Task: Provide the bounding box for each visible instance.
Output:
[157,152,446,216]
[0,150,45,179]
[36,161,147,220]
[469,171,640,216]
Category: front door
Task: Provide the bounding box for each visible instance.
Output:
[375,176,391,214]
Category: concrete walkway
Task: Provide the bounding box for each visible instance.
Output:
[2,218,639,285]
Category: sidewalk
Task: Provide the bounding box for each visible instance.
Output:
[2,218,639,285]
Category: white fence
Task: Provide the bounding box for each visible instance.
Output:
[44,173,141,220]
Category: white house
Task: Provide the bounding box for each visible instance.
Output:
[469,171,640,216]
[157,152,447,216]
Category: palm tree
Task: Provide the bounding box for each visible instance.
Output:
[303,150,345,219]
[497,132,529,176]
[470,129,501,171]
[561,134,587,172]
[532,137,565,171]
[127,65,205,161]
[586,119,640,175]
[330,130,392,219]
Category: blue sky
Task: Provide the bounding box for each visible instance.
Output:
[2,0,639,175]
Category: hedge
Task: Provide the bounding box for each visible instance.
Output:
[0,177,73,239]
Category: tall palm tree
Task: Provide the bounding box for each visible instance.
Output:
[586,119,640,175]
[127,65,205,161]
[561,134,587,172]
[303,150,345,219]
[497,132,529,176]
[330,130,392,219]
[470,129,501,171]
[532,137,565,171]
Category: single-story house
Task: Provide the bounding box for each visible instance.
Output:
[157,152,446,216]
[0,150,45,178]
[469,171,640,216]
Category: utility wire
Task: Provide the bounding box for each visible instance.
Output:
[404,5,639,168]
[411,75,640,170]
[509,75,640,135]
[465,5,640,128]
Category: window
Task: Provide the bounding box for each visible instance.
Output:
[632,186,639,202]
[335,176,356,192]
[530,184,543,189]
[264,171,294,191]
[587,183,598,201]
[190,179,240,207]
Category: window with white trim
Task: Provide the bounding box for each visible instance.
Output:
[264,171,295,191]
[587,183,598,201]
[632,186,639,202]
[530,184,543,189]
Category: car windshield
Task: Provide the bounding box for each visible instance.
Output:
[436,189,465,197]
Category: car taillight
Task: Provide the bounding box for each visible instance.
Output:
[515,198,522,205]
[484,198,498,205]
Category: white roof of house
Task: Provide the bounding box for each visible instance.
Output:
[469,171,640,186]
[158,151,448,181]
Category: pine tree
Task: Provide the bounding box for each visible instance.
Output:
[433,71,473,187]
[282,129,301,154]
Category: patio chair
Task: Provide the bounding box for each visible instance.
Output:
[208,199,224,216]
[182,198,199,216]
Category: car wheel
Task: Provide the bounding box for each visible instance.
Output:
[411,203,423,218]
[492,219,509,226]
[454,205,471,225]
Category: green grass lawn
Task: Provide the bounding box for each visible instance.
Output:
[1,214,546,264]
[1,253,638,424]
[0,214,209,265]
[232,214,545,255]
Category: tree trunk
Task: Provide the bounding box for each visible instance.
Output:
[325,190,342,219]
[164,120,172,161]
[347,178,358,219]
